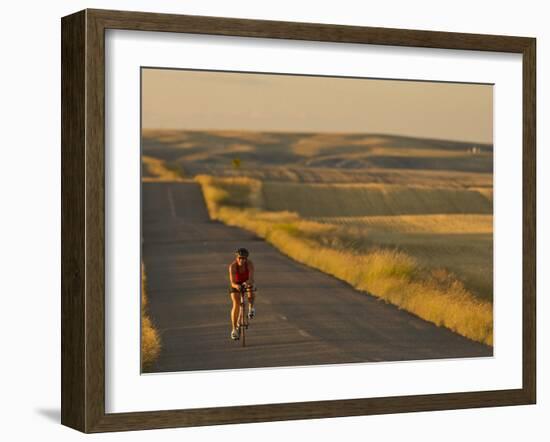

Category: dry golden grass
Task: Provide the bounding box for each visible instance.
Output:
[191,165,493,188]
[196,175,493,346]
[309,214,493,302]
[313,213,492,232]
[142,130,494,181]
[196,175,263,212]
[141,263,161,368]
[196,176,492,216]
[470,187,493,203]
[142,155,185,182]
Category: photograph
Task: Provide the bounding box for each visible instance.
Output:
[139,68,494,373]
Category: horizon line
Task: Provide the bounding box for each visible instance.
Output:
[141,127,493,147]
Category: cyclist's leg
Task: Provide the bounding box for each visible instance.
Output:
[246,285,256,318]
[246,286,255,305]
[230,291,240,333]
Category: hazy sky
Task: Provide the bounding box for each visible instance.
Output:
[142,68,493,144]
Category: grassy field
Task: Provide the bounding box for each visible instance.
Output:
[142,129,493,181]
[142,155,185,181]
[143,129,494,346]
[310,214,493,301]
[196,175,493,345]
[260,182,492,217]
[141,263,161,368]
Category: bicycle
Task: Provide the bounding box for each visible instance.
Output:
[235,283,256,347]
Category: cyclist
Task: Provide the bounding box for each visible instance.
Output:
[229,247,256,340]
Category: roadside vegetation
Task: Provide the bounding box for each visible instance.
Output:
[142,155,185,181]
[196,175,493,346]
[141,263,161,368]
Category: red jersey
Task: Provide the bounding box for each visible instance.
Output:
[233,261,250,284]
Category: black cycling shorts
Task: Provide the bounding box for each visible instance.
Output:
[229,284,255,294]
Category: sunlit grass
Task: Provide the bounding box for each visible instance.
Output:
[143,130,494,187]
[196,175,493,346]
[310,214,493,301]
[141,263,161,368]
[142,155,185,181]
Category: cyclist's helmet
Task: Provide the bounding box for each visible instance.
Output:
[235,247,249,258]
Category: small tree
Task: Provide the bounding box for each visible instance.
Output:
[232,157,241,169]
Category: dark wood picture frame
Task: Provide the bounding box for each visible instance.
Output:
[61,8,536,433]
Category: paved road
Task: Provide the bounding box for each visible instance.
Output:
[142,182,492,373]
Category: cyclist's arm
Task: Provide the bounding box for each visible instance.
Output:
[228,264,240,290]
[247,260,255,285]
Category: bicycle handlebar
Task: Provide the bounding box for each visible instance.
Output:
[239,283,257,292]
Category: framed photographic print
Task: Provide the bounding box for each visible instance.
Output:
[61,9,536,433]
